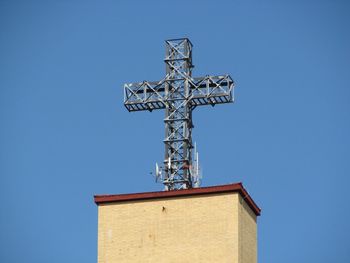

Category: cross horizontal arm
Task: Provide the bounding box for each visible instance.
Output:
[190,75,234,107]
[124,74,234,112]
[124,79,167,112]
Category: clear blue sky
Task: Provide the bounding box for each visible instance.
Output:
[1,0,349,262]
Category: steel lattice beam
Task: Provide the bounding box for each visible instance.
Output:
[124,38,234,190]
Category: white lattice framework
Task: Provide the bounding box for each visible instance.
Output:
[124,38,234,190]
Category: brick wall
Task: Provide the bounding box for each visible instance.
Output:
[97,192,257,263]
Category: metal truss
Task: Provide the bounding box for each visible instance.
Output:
[124,38,234,190]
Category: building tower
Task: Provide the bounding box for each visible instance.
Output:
[95,39,260,263]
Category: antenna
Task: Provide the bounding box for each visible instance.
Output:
[124,38,234,190]
[191,142,202,188]
[155,162,162,182]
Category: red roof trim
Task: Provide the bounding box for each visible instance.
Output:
[94,183,261,216]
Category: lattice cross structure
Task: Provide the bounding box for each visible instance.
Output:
[124,38,234,190]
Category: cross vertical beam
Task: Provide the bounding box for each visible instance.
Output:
[164,39,193,190]
[124,38,234,190]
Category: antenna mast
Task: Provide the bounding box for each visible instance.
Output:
[124,38,234,190]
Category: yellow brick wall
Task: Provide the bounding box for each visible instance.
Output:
[238,195,257,263]
[97,192,257,263]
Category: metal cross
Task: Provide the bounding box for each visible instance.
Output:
[124,38,234,190]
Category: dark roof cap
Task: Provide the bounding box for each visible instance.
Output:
[94,183,261,216]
